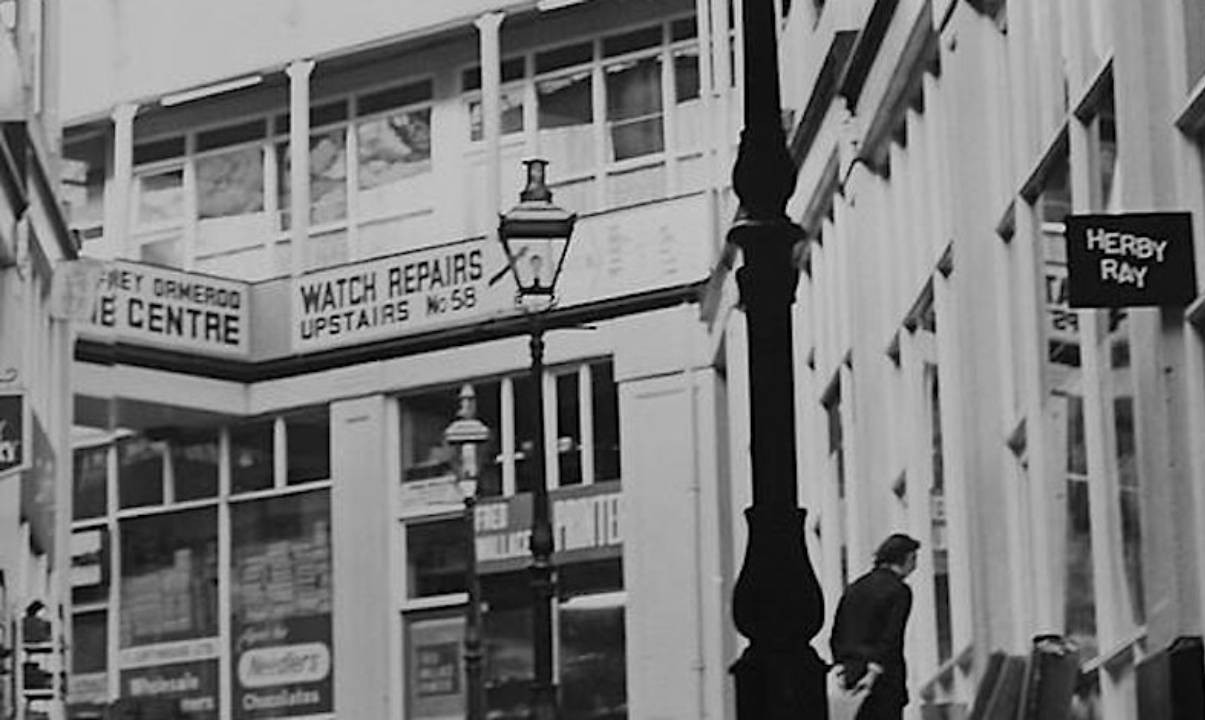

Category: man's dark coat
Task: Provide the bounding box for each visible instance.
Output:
[829,565,913,713]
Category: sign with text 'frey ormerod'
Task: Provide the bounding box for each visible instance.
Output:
[1064,213,1198,308]
[291,237,514,352]
[82,261,251,357]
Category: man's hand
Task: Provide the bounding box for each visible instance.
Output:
[851,662,883,694]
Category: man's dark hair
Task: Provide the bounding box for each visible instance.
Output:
[873,533,921,566]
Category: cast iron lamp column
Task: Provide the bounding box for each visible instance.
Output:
[498,159,576,720]
[728,1,828,717]
[444,385,492,720]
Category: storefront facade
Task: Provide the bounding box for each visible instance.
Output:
[60,1,744,718]
[704,0,1205,718]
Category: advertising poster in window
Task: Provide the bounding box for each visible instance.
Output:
[79,260,251,357]
[231,491,333,718]
[120,659,219,718]
[404,614,464,719]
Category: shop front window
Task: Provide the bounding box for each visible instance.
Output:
[118,437,164,509]
[73,445,108,520]
[406,519,468,598]
[72,611,108,674]
[230,419,274,494]
[170,429,219,502]
[287,407,331,485]
[119,507,218,647]
[560,593,626,719]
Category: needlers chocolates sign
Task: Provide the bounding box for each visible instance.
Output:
[1064,212,1198,308]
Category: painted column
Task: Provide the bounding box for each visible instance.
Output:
[287,59,315,276]
[109,103,136,259]
[331,395,394,719]
[475,11,505,228]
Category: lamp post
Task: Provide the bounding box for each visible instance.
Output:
[727,1,828,718]
[444,384,492,720]
[498,158,576,720]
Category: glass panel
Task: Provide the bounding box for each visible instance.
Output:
[230,419,274,493]
[1064,396,1097,660]
[72,611,108,673]
[406,519,467,598]
[537,70,595,175]
[536,42,592,75]
[62,134,107,235]
[118,437,164,509]
[469,89,525,142]
[133,137,185,165]
[196,120,265,153]
[73,445,108,520]
[513,372,541,495]
[120,507,219,647]
[195,145,264,219]
[556,372,582,486]
[591,362,620,483]
[925,363,952,664]
[357,80,434,116]
[402,386,460,482]
[311,127,349,224]
[171,429,219,502]
[602,26,662,57]
[606,56,664,161]
[483,604,534,718]
[559,596,626,719]
[287,407,330,484]
[357,108,433,188]
[135,168,185,226]
[405,612,465,719]
[230,491,334,718]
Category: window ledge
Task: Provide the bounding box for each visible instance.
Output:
[1080,626,1147,677]
[401,593,468,613]
[1176,73,1205,134]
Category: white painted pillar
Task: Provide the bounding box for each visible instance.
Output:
[331,396,393,719]
[110,103,136,259]
[475,11,505,228]
[287,59,315,276]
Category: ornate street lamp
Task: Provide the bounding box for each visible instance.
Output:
[727,1,828,718]
[444,384,492,720]
[498,158,576,720]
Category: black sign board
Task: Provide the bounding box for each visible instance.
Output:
[1064,212,1198,308]
[0,392,27,475]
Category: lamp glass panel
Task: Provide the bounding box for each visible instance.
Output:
[507,236,568,293]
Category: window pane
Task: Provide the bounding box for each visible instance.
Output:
[171,429,219,502]
[73,445,108,519]
[535,42,592,75]
[402,387,460,482]
[606,56,664,160]
[231,491,334,718]
[118,437,164,509]
[357,80,434,116]
[62,135,107,234]
[513,373,541,495]
[556,372,582,486]
[196,145,264,219]
[483,605,534,718]
[405,613,465,718]
[134,137,185,165]
[72,611,108,673]
[357,108,432,190]
[673,48,700,103]
[602,25,662,57]
[231,420,274,493]
[135,169,184,226]
[287,407,331,484]
[1064,475,1097,659]
[591,363,620,483]
[406,520,467,598]
[196,120,265,152]
[310,128,348,224]
[559,597,626,719]
[120,507,218,647]
[538,70,596,175]
[475,381,503,498]
[469,90,525,142]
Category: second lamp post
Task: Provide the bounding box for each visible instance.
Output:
[498,158,577,720]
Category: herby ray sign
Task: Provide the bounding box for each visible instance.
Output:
[1064,212,1198,308]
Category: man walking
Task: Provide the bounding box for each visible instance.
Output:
[830,533,921,720]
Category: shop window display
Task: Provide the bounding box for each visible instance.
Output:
[119,507,218,647]
[230,490,333,718]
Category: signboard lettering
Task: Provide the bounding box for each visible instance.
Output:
[1065,213,1198,307]
[81,261,251,357]
[120,659,218,720]
[475,483,623,569]
[292,239,512,351]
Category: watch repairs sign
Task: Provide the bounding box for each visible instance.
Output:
[1064,212,1197,307]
